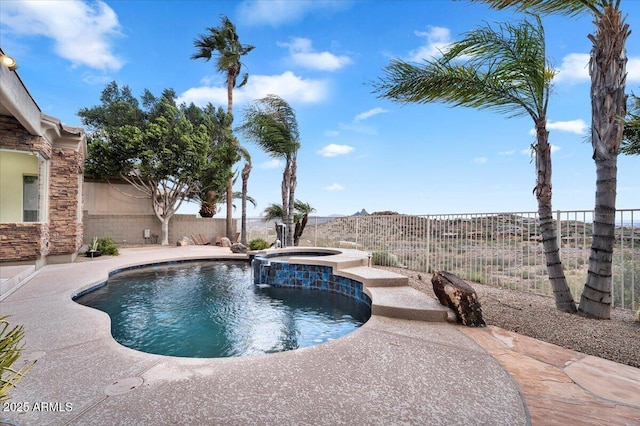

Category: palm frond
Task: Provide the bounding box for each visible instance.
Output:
[374,14,550,120]
[469,0,601,17]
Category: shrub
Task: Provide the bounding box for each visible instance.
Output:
[372,251,399,267]
[249,238,270,251]
[96,237,119,256]
[0,316,35,402]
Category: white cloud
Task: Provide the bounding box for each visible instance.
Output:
[237,0,349,26]
[528,119,588,136]
[554,53,640,84]
[325,183,345,191]
[317,144,354,157]
[354,107,389,122]
[178,71,330,107]
[553,53,590,84]
[0,0,123,71]
[551,144,560,154]
[408,26,454,62]
[259,159,283,169]
[499,150,516,156]
[278,37,352,71]
[473,157,488,164]
[627,57,640,82]
[548,119,588,135]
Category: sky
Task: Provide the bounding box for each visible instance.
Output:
[1,0,639,217]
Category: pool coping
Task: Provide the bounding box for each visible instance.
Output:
[1,246,529,425]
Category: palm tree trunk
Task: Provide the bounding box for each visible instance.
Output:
[285,153,297,247]
[281,156,290,247]
[241,162,251,245]
[579,4,629,319]
[534,121,576,313]
[225,71,236,239]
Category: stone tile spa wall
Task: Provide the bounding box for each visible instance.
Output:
[255,259,372,307]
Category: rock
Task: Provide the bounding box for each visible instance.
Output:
[78,244,89,254]
[230,243,247,254]
[431,271,486,327]
[220,237,231,247]
[177,236,194,246]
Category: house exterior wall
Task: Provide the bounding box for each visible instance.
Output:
[0,115,84,264]
[0,150,38,222]
[47,148,84,257]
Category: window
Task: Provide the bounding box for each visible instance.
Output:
[23,175,39,222]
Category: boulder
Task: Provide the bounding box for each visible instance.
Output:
[230,243,247,254]
[220,237,231,247]
[177,236,194,247]
[431,271,486,327]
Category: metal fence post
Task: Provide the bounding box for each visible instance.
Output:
[556,210,562,249]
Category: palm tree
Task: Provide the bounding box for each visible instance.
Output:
[374,15,577,313]
[471,1,630,321]
[238,95,301,247]
[192,15,254,239]
[292,200,316,246]
[238,145,252,245]
[262,200,316,246]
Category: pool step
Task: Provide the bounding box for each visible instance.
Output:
[337,266,407,287]
[365,286,449,322]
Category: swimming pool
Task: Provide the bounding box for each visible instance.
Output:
[74,261,371,358]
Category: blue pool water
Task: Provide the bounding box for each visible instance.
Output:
[75,261,370,358]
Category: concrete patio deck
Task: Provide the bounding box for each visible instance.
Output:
[1,246,638,425]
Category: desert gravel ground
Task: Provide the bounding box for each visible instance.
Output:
[380,266,640,369]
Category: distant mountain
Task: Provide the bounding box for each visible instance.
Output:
[352,209,369,216]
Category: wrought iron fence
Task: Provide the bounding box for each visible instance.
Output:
[243,209,639,310]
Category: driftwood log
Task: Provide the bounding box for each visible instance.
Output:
[432,271,486,327]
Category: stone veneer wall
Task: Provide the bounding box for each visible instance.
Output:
[0,115,51,156]
[0,223,49,261]
[83,213,230,245]
[257,261,372,307]
[48,148,83,256]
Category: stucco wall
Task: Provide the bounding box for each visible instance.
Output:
[83,181,154,215]
[83,213,231,246]
[0,150,38,222]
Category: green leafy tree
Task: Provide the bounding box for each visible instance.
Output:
[472,0,631,320]
[192,15,255,239]
[262,200,315,246]
[79,83,208,245]
[183,103,238,218]
[239,95,301,247]
[374,15,576,313]
[622,92,639,155]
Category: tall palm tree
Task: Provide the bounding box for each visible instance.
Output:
[374,15,577,313]
[238,95,301,247]
[472,1,630,321]
[262,200,315,246]
[192,15,254,239]
[238,145,252,245]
